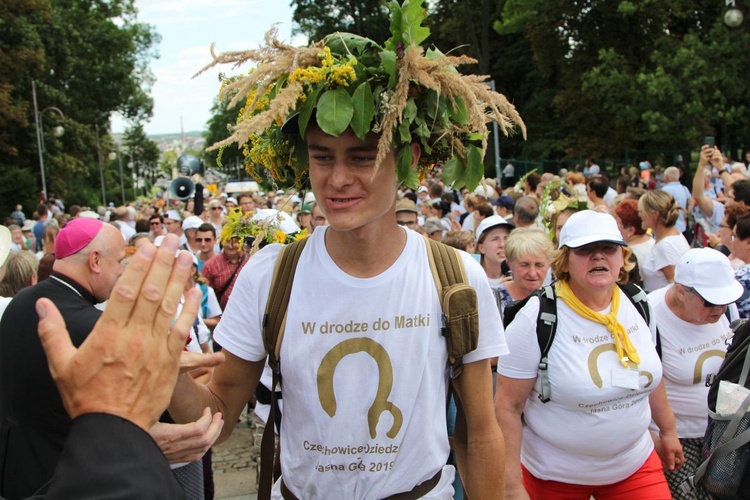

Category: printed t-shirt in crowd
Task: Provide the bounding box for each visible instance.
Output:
[214,226,507,499]
[640,234,690,292]
[498,289,662,485]
[201,252,247,310]
[647,285,733,438]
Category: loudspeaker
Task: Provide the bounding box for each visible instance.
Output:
[170,177,195,201]
[177,154,204,177]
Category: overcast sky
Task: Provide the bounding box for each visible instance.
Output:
[111,0,306,136]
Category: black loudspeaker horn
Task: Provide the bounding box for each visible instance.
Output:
[169,177,195,201]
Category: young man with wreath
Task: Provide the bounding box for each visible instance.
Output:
[169,2,525,497]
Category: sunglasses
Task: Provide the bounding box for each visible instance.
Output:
[150,221,161,226]
[210,207,223,211]
[397,220,417,227]
[195,237,214,243]
[570,243,620,256]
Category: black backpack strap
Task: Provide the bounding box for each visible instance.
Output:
[536,285,557,403]
[618,282,650,326]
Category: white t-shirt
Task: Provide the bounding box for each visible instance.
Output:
[629,238,655,280]
[640,234,690,292]
[648,286,732,438]
[498,288,662,485]
[215,227,506,499]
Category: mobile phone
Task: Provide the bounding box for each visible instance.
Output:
[705,136,715,148]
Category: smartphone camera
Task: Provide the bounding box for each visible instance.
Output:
[705,136,715,148]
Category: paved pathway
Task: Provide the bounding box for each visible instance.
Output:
[213,410,260,500]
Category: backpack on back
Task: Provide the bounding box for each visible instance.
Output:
[502,281,650,403]
[682,319,750,499]
[257,237,479,500]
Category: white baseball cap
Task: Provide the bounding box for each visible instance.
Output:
[475,215,514,244]
[674,248,744,306]
[558,210,626,249]
[164,210,182,222]
[181,215,203,231]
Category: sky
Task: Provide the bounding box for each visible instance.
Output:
[111,0,306,136]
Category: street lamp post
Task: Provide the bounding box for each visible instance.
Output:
[32,81,65,202]
[110,150,126,205]
[725,0,744,27]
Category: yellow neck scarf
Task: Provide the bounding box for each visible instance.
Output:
[555,281,640,367]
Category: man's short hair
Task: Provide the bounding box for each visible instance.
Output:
[429,183,444,199]
[587,176,609,198]
[514,196,539,224]
[37,204,47,217]
[196,223,216,238]
[237,192,253,203]
[731,179,750,205]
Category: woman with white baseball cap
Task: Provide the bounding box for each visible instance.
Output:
[647,247,743,499]
[475,215,515,288]
[496,210,683,499]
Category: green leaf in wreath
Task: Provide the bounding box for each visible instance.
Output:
[316,88,354,137]
[403,98,417,123]
[398,121,412,143]
[380,49,397,89]
[385,1,404,52]
[401,0,429,49]
[351,82,375,140]
[448,97,469,125]
[298,85,324,138]
[396,145,418,189]
[465,144,484,191]
[442,155,466,188]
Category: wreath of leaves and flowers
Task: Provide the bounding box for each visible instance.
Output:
[539,178,591,241]
[197,0,525,191]
[219,208,308,252]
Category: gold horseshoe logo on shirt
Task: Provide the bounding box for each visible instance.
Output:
[692,350,726,384]
[317,338,403,439]
[587,344,653,388]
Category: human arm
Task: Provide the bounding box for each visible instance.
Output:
[169,349,264,444]
[203,315,220,330]
[32,235,209,498]
[494,375,535,500]
[452,358,505,500]
[149,407,223,464]
[692,146,715,217]
[659,264,676,283]
[649,379,683,472]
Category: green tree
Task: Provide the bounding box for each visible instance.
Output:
[291,0,392,43]
[203,96,244,175]
[497,0,750,163]
[0,0,159,215]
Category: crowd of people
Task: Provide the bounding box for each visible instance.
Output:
[0,137,746,499]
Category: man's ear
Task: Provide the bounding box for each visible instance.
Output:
[88,250,102,274]
[409,142,421,169]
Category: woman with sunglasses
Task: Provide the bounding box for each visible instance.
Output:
[496,210,683,499]
[149,214,166,240]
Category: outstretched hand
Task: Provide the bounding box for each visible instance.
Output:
[36,235,199,431]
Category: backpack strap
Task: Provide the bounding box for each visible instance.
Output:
[258,238,309,500]
[618,282,650,326]
[424,238,469,377]
[536,285,558,403]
